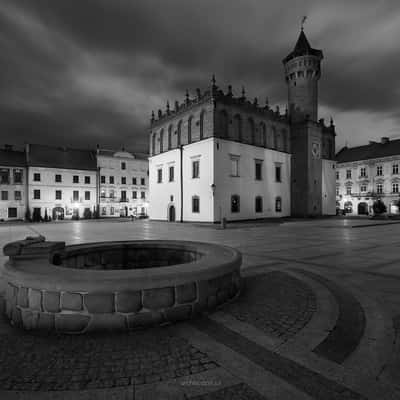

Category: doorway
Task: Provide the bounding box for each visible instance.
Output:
[357,202,368,215]
[168,205,176,222]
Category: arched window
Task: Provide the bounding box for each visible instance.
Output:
[231,195,240,213]
[151,133,156,155]
[275,196,282,212]
[200,110,206,140]
[258,123,266,147]
[255,196,263,213]
[247,118,255,144]
[219,110,229,138]
[192,196,200,213]
[159,129,164,153]
[188,116,193,144]
[272,126,277,149]
[168,125,173,150]
[232,114,242,141]
[177,120,182,146]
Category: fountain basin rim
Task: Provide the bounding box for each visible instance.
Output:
[4,240,241,292]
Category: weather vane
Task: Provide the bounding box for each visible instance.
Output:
[301,16,307,30]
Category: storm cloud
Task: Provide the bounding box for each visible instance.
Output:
[1,0,399,152]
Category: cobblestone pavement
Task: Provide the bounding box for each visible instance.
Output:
[221,271,316,339]
[0,319,218,391]
[188,383,267,399]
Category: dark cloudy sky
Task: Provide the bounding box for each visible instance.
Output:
[1,0,399,153]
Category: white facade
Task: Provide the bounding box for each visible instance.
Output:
[0,165,26,221]
[336,156,400,215]
[28,167,97,220]
[149,137,291,222]
[98,150,149,217]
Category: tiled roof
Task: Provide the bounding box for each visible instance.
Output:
[336,139,400,163]
[283,30,323,63]
[0,149,26,167]
[27,144,97,171]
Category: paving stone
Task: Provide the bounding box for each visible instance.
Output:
[116,291,142,313]
[142,287,175,310]
[85,292,115,313]
[61,292,83,311]
[28,288,42,311]
[43,290,60,313]
[176,282,197,304]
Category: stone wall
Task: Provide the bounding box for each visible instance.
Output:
[5,270,241,333]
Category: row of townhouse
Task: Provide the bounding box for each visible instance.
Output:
[336,137,400,215]
[0,144,149,221]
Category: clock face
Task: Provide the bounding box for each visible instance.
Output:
[311,142,321,159]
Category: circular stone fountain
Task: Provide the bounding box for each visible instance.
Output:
[2,237,241,333]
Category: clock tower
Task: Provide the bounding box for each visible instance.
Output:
[284,29,335,216]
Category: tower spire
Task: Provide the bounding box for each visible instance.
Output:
[301,16,307,31]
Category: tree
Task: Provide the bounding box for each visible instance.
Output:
[373,199,387,215]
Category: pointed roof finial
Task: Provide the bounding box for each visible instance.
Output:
[212,74,216,85]
[301,16,307,31]
[330,116,334,126]
[185,89,190,104]
[151,110,155,121]
[228,85,233,96]
[265,97,269,108]
[241,86,246,98]
[166,101,170,114]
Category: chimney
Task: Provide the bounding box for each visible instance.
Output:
[381,137,389,144]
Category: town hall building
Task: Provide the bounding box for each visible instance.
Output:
[148,29,337,222]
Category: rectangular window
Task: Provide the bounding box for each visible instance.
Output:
[73,190,79,201]
[109,176,114,184]
[13,169,23,184]
[192,160,200,178]
[85,176,91,184]
[336,187,340,196]
[101,175,106,184]
[377,184,383,194]
[255,160,263,181]
[275,165,282,182]
[121,190,127,201]
[336,171,339,180]
[360,167,366,177]
[33,172,40,182]
[85,191,90,200]
[121,177,126,184]
[346,169,352,179]
[0,169,10,184]
[157,168,162,183]
[192,196,200,213]
[8,207,17,218]
[141,177,145,185]
[14,191,21,200]
[121,162,126,170]
[230,158,239,177]
[393,183,399,193]
[255,196,263,213]
[360,185,367,192]
[55,174,62,183]
[346,186,351,195]
[34,189,40,199]
[132,191,137,199]
[393,164,399,175]
[1,191,8,200]
[377,166,383,176]
[141,191,145,199]
[55,190,62,200]
[169,166,174,182]
[73,175,79,183]
[100,189,106,198]
[132,177,137,185]
[109,189,115,199]
[101,207,107,216]
[110,207,115,215]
